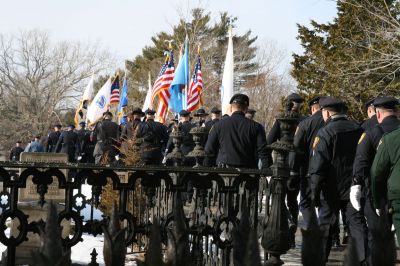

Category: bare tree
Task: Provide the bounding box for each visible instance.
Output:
[0,30,114,150]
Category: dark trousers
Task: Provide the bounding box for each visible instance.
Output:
[299,177,316,229]
[331,202,348,239]
[287,186,300,227]
[318,196,368,263]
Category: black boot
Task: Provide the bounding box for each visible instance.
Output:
[289,223,297,248]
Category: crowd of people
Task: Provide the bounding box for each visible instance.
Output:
[8,92,400,265]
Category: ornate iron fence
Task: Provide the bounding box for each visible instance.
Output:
[0,161,271,265]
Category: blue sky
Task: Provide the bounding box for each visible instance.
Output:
[0,0,337,69]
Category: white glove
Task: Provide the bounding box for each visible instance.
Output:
[115,155,120,161]
[350,185,362,211]
[376,209,381,216]
[77,156,82,161]
[162,157,167,164]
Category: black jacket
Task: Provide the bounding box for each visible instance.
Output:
[55,130,79,162]
[309,115,363,201]
[360,114,378,132]
[289,110,325,176]
[46,131,61,152]
[9,146,24,161]
[166,121,195,156]
[205,111,268,168]
[121,119,142,140]
[136,119,169,161]
[353,115,400,186]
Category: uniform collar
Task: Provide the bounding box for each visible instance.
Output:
[326,114,347,123]
[381,115,398,125]
[232,111,245,116]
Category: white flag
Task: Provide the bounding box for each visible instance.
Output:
[220,26,234,115]
[86,77,112,124]
[142,72,153,111]
[82,74,94,102]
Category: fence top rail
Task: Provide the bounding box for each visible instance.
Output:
[0,161,272,176]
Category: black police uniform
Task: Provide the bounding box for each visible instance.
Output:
[76,126,94,163]
[121,118,142,140]
[353,97,400,260]
[92,119,120,164]
[361,114,378,132]
[289,109,325,229]
[136,118,169,165]
[55,129,79,162]
[309,98,366,263]
[9,146,24,161]
[46,130,61,152]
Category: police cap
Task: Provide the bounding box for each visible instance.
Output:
[229,93,249,106]
[103,111,113,117]
[246,109,256,114]
[145,109,156,115]
[319,97,346,112]
[287,93,304,103]
[79,121,86,126]
[54,124,62,128]
[132,107,144,116]
[308,96,322,107]
[364,98,375,109]
[210,107,222,114]
[16,140,22,144]
[179,110,191,117]
[373,96,399,110]
[194,108,208,117]
[67,124,75,129]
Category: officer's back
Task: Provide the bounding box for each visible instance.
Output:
[205,94,268,169]
[46,124,62,152]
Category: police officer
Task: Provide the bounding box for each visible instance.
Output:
[193,108,208,127]
[288,96,325,247]
[309,97,367,264]
[267,92,304,248]
[245,109,256,120]
[351,96,399,259]
[205,107,222,131]
[121,108,144,141]
[46,124,62,152]
[76,122,93,163]
[92,111,120,164]
[361,98,378,131]
[55,124,79,162]
[136,109,169,165]
[9,141,24,161]
[205,94,269,169]
[371,125,400,245]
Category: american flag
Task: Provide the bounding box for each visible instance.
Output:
[110,75,120,104]
[152,51,174,123]
[187,55,203,112]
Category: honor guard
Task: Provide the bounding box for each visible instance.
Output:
[46,124,62,152]
[76,122,93,163]
[361,98,378,131]
[288,96,325,245]
[351,96,400,260]
[92,111,120,164]
[193,108,208,127]
[9,141,24,161]
[205,94,269,169]
[205,107,222,131]
[136,109,169,165]
[371,125,400,246]
[121,107,144,141]
[309,97,367,264]
[55,124,79,162]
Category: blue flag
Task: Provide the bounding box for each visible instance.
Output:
[118,78,128,124]
[169,37,189,112]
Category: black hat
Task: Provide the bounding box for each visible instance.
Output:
[132,107,144,116]
[54,124,62,128]
[319,97,346,112]
[179,110,191,117]
[308,96,322,107]
[210,107,222,114]
[194,108,208,117]
[145,109,156,115]
[16,140,22,144]
[103,111,113,117]
[365,98,375,109]
[373,96,399,110]
[79,121,86,126]
[67,124,75,129]
[229,93,249,106]
[287,93,304,103]
[246,109,256,114]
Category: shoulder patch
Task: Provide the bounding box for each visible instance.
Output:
[358,133,366,145]
[313,136,320,149]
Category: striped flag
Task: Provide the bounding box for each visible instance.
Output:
[187,54,203,112]
[110,75,120,104]
[152,51,175,123]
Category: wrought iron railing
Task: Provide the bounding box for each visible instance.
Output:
[0,161,271,265]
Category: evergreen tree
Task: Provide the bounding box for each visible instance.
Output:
[292,0,400,121]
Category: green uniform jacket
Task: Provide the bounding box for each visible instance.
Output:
[371,128,400,208]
